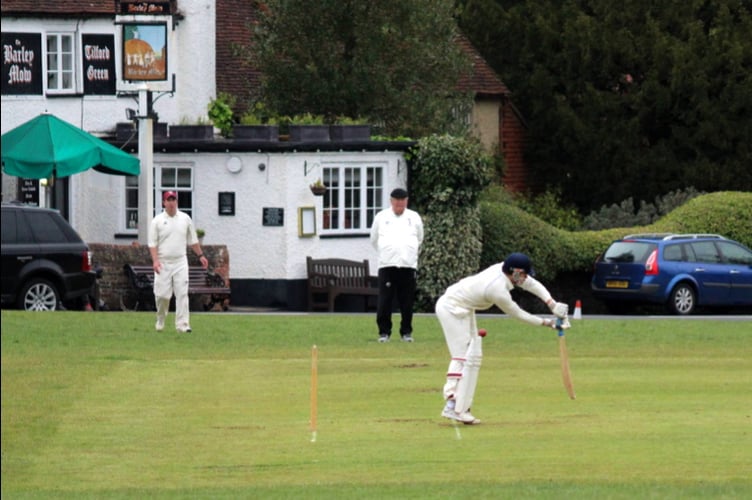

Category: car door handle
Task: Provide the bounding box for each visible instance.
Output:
[729,270,740,274]
[17,256,34,262]
[694,268,706,272]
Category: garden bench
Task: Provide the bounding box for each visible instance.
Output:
[306,256,378,312]
[121,264,231,311]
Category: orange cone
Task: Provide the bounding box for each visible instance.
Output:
[573,300,582,319]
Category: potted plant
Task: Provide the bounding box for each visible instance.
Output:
[289,113,330,143]
[207,92,236,138]
[196,228,205,243]
[170,116,214,140]
[330,116,371,142]
[309,178,327,196]
[235,103,279,141]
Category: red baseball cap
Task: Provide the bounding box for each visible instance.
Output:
[163,191,177,201]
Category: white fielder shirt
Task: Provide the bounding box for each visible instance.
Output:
[440,263,553,326]
[148,209,198,261]
[370,207,424,269]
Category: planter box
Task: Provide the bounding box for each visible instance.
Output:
[289,125,330,143]
[330,125,371,142]
[117,122,168,141]
[233,125,278,141]
[169,125,214,141]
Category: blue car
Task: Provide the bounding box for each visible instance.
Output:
[591,233,752,315]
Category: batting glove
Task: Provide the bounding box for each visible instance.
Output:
[549,301,569,318]
[543,318,571,330]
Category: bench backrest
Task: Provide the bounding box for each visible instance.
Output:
[306,257,371,289]
[124,264,228,290]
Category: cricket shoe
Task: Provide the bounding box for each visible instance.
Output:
[401,335,414,343]
[177,326,192,333]
[441,406,481,425]
[155,319,165,332]
[378,335,390,343]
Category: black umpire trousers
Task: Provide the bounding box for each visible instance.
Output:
[376,266,417,337]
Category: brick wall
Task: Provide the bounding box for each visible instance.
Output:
[89,243,230,311]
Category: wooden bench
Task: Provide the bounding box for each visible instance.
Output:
[122,264,231,311]
[306,256,378,312]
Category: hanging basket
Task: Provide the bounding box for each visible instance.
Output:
[310,185,327,196]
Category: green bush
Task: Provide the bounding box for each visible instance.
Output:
[583,187,704,230]
[207,92,236,137]
[649,191,752,247]
[481,186,582,231]
[411,134,493,310]
[479,191,752,282]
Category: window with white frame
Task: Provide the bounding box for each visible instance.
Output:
[125,175,139,231]
[158,164,194,218]
[46,33,75,93]
[123,164,195,231]
[321,163,384,234]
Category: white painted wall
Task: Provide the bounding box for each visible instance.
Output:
[69,149,407,280]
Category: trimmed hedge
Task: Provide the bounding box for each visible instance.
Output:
[481,191,752,279]
[472,191,751,314]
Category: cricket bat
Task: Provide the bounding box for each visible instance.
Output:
[556,318,576,400]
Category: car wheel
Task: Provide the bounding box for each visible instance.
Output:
[667,283,696,315]
[18,278,60,311]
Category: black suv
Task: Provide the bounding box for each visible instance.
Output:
[1,203,96,311]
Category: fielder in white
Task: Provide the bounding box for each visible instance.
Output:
[148,191,208,333]
[436,253,569,424]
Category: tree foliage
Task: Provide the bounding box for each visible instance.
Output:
[250,0,472,137]
[458,0,752,212]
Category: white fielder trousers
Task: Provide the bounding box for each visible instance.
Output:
[435,294,479,401]
[153,257,190,330]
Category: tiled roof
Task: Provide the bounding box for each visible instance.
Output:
[455,33,510,97]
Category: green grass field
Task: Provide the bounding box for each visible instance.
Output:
[2,310,750,499]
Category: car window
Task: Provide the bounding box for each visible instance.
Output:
[717,241,752,265]
[1,209,17,244]
[689,241,721,263]
[604,241,656,263]
[26,211,69,244]
[663,244,683,262]
[1,209,36,244]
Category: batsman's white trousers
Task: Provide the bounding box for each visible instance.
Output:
[153,257,190,330]
[436,294,479,400]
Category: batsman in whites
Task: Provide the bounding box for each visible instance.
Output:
[436,253,570,424]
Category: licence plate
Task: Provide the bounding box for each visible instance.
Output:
[606,280,629,289]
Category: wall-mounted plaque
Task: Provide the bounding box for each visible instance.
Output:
[218,192,235,216]
[262,207,284,227]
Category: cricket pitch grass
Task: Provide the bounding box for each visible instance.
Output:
[2,310,750,499]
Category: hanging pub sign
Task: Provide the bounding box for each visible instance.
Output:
[122,23,168,81]
[119,1,172,15]
[1,33,42,95]
[82,34,116,95]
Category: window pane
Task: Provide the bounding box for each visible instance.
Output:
[177,168,191,188]
[161,168,175,186]
[47,52,58,70]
